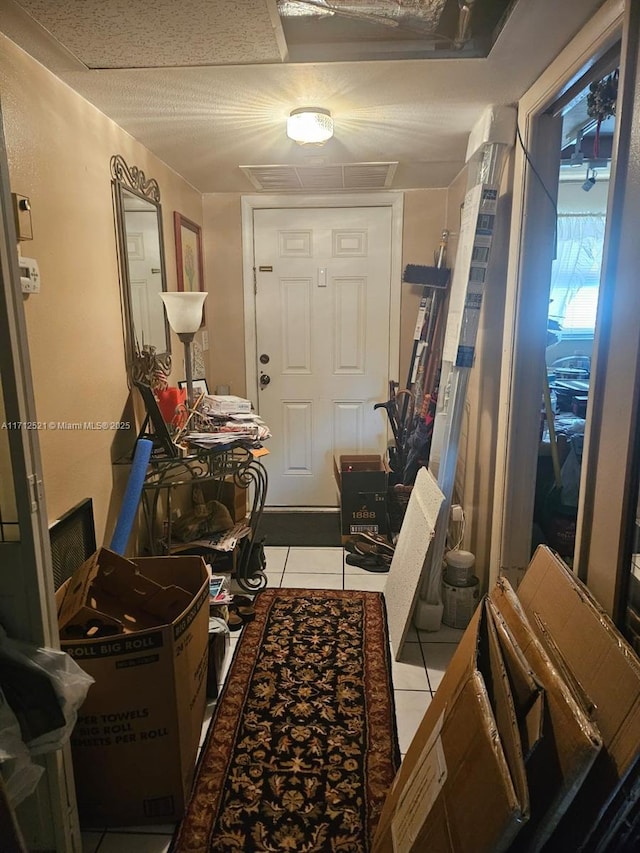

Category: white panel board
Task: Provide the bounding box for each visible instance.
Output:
[333,401,364,455]
[282,401,312,474]
[279,230,312,257]
[333,229,367,257]
[385,467,445,658]
[281,279,311,373]
[333,277,365,373]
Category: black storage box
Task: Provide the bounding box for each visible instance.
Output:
[334,454,388,537]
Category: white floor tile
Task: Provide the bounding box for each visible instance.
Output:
[402,623,420,642]
[284,547,344,574]
[81,831,103,853]
[264,546,289,574]
[418,624,465,644]
[264,569,284,587]
[393,690,432,754]
[280,573,343,590]
[219,637,239,683]
[389,642,429,691]
[98,832,173,852]
[344,573,387,592]
[200,701,216,746]
[422,643,457,692]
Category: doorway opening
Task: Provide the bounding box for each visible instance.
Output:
[533,72,617,567]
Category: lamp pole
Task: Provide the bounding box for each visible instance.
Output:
[179,332,196,409]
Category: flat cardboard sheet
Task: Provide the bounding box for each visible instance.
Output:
[375,604,528,853]
[516,546,640,850]
[377,546,638,853]
[489,580,602,851]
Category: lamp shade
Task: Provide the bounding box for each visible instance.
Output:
[160,292,207,334]
[287,108,333,145]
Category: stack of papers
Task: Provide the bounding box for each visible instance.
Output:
[200,394,252,415]
[169,522,251,553]
[184,411,271,449]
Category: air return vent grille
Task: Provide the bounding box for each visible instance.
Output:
[240,162,398,192]
[49,498,96,590]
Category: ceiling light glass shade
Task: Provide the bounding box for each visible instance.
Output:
[287,108,334,144]
[160,291,208,334]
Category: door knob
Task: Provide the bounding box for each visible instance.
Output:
[259,373,271,387]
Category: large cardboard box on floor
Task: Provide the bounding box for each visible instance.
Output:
[373,545,610,853]
[512,546,640,851]
[334,454,388,537]
[56,548,209,826]
[374,604,531,853]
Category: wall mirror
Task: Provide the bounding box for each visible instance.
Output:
[111,154,170,370]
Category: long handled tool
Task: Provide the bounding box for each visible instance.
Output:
[374,233,451,475]
[402,231,451,410]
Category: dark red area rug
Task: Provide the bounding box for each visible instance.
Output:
[172,588,400,852]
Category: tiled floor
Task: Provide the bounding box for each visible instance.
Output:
[81,545,462,852]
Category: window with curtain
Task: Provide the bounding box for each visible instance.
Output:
[548,213,606,336]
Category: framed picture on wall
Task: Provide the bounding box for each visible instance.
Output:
[174,211,205,325]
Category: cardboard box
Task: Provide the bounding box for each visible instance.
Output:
[198,478,246,523]
[334,454,388,536]
[374,604,530,852]
[374,548,604,853]
[487,587,601,851]
[515,546,640,851]
[56,549,209,826]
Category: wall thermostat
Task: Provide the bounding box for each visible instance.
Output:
[19,256,41,293]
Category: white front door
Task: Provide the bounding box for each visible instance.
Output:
[254,206,393,506]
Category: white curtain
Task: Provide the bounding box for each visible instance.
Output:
[548,214,606,330]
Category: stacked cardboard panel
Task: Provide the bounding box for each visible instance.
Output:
[374,546,640,852]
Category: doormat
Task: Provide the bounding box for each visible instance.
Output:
[171,588,400,853]
[259,511,342,547]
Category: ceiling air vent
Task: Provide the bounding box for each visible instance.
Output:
[240,162,398,192]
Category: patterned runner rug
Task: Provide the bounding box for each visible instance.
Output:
[172,588,400,853]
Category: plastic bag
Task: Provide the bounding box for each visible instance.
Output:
[0,627,94,755]
[0,688,44,807]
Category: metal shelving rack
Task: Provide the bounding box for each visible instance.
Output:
[141,443,268,592]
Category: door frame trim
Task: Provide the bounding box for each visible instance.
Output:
[241,192,404,407]
[489,0,624,586]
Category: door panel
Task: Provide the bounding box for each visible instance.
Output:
[254,206,392,505]
[334,278,365,372]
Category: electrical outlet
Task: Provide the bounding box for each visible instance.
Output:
[201,330,209,351]
[451,504,464,523]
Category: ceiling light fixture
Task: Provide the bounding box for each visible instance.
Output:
[287,107,334,145]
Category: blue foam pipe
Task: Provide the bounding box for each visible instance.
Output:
[109,438,153,555]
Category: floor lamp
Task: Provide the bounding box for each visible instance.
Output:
[160,292,208,409]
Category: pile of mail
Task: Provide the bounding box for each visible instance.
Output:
[185,395,271,449]
[199,394,252,416]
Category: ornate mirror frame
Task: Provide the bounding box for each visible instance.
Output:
[111,154,171,375]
